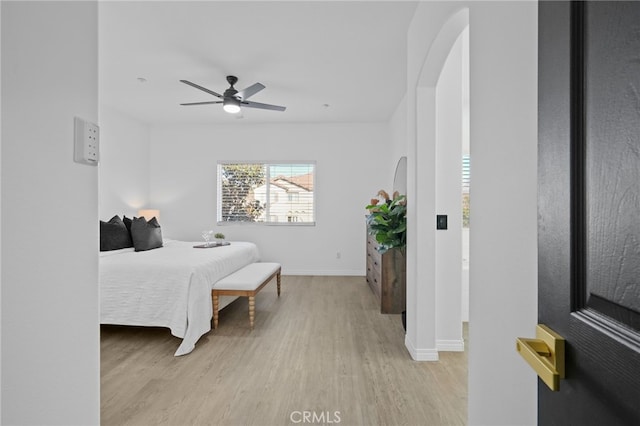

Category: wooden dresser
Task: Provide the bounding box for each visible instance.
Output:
[366,234,406,314]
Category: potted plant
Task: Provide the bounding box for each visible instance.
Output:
[214,232,225,244]
[365,190,406,254]
[366,190,407,328]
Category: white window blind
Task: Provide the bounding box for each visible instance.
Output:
[217,162,315,225]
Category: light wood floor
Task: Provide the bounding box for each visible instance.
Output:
[101,276,467,426]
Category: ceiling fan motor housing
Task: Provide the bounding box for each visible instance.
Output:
[224,88,238,98]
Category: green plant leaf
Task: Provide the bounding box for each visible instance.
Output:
[366,191,407,252]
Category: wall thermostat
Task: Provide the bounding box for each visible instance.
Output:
[74,116,99,166]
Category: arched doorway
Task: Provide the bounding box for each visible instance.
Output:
[405,8,469,360]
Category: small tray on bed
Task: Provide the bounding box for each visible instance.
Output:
[193,242,231,248]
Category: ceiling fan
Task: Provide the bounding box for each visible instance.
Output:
[179,75,286,114]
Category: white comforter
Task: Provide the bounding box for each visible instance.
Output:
[100,240,260,356]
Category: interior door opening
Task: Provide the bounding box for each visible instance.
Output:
[433,22,469,352]
[461,26,470,326]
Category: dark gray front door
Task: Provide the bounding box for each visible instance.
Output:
[538,1,640,424]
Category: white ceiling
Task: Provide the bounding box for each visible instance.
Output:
[99,1,417,125]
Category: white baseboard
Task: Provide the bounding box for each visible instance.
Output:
[436,339,465,352]
[405,335,439,361]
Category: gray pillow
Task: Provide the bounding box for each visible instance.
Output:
[131,216,163,252]
[100,215,133,251]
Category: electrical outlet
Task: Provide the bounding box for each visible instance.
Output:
[74,116,99,166]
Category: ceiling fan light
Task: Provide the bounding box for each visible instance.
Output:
[223,104,241,114]
[223,98,241,114]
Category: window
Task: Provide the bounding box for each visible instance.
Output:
[462,154,470,228]
[217,162,315,225]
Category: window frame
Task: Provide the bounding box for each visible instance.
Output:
[216,161,316,226]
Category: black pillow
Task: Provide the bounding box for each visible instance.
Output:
[100,215,133,251]
[123,215,133,236]
[131,216,163,252]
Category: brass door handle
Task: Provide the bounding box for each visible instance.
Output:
[516,324,565,391]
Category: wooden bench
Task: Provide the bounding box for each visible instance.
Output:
[211,262,281,330]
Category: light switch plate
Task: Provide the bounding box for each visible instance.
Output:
[436,214,448,230]
[74,116,99,165]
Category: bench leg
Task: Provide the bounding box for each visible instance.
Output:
[277,270,281,297]
[248,295,255,330]
[212,292,219,329]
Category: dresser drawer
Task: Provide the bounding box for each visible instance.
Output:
[367,248,380,269]
[366,224,406,314]
[367,269,382,299]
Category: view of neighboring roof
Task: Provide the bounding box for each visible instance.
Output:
[272,173,314,192]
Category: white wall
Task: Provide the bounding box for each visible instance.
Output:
[467,2,538,424]
[0,2,3,419]
[389,94,408,185]
[405,1,538,425]
[99,105,151,218]
[149,122,390,275]
[1,2,100,424]
[435,29,464,351]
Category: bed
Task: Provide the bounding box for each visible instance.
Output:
[100,239,260,356]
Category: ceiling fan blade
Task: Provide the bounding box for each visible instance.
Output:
[179,80,223,98]
[235,83,265,100]
[242,100,286,112]
[180,101,223,106]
